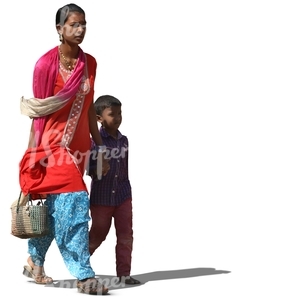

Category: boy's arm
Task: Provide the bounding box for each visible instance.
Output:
[88,102,110,176]
[88,102,103,146]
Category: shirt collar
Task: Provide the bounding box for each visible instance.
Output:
[100,126,123,140]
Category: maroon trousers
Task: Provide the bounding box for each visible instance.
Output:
[89,198,133,277]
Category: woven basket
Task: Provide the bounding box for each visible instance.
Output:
[11,193,49,239]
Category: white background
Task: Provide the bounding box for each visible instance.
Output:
[1,0,300,299]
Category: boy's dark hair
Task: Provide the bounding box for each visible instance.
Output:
[94,95,122,116]
[56,3,85,26]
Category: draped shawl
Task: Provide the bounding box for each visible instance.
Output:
[20,46,86,145]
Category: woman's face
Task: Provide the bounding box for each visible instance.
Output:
[61,12,86,45]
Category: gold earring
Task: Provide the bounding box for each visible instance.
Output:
[59,33,63,42]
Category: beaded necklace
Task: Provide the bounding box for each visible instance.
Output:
[59,46,76,71]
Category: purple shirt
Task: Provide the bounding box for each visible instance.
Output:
[89,127,132,206]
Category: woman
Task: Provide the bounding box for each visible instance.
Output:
[19,3,109,295]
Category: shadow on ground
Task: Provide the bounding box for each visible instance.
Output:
[43,267,230,291]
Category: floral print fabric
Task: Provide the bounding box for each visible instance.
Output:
[28,191,95,280]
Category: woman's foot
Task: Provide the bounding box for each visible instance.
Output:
[23,257,53,284]
[77,278,109,295]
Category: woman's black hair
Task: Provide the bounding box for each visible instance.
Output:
[55,3,85,26]
[94,95,122,116]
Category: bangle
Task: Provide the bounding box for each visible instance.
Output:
[96,145,106,153]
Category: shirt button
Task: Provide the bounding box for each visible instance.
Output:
[115,175,118,177]
[112,190,115,193]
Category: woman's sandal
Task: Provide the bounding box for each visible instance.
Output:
[77,278,109,295]
[23,257,53,284]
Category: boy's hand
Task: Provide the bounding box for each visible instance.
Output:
[96,152,110,179]
[102,156,110,176]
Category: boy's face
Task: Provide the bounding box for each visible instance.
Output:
[97,105,122,131]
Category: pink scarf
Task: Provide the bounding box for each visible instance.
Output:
[32,46,85,145]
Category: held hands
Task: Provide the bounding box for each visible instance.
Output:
[87,145,110,180]
[102,154,110,176]
[96,151,110,180]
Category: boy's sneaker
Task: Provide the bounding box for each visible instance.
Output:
[119,276,141,285]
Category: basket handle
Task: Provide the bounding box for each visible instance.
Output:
[16,191,27,213]
[28,194,45,206]
[17,191,22,207]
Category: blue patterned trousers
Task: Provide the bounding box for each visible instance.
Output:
[28,191,95,280]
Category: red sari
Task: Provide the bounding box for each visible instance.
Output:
[19,47,97,196]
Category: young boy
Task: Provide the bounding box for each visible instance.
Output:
[87,95,140,285]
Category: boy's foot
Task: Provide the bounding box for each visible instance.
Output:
[77,278,109,295]
[119,275,141,285]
